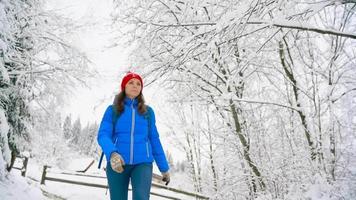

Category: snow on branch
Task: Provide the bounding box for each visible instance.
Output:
[224,96,301,112]
[247,19,356,39]
[147,19,356,40]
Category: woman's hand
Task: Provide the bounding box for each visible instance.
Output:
[110,152,125,173]
[161,172,170,185]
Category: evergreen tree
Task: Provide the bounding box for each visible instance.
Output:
[63,115,72,140]
[0,0,92,172]
[79,123,90,153]
[80,122,99,156]
[70,117,81,146]
[88,122,99,157]
[0,0,34,171]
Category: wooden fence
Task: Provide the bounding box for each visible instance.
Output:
[12,156,29,177]
[40,165,209,200]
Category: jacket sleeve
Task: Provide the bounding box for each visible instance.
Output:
[97,105,117,162]
[149,108,170,173]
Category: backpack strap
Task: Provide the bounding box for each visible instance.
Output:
[111,105,120,126]
[98,105,120,169]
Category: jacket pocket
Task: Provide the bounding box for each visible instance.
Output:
[146,142,150,158]
[114,137,118,146]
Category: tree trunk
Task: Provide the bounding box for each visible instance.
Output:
[278,40,317,160]
[6,151,17,172]
[207,109,218,192]
[230,100,266,191]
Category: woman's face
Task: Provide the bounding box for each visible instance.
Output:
[125,78,142,99]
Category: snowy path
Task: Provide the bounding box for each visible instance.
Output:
[8,158,199,200]
[40,171,196,200]
[41,180,192,200]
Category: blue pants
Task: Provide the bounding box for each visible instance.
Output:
[106,162,153,200]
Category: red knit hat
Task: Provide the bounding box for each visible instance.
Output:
[121,72,143,91]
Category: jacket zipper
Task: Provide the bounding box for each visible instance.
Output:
[130,102,135,164]
[146,142,149,158]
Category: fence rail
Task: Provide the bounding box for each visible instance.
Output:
[12,156,29,177]
[40,165,209,200]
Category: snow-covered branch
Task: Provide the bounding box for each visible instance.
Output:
[143,19,356,39]
[247,19,356,39]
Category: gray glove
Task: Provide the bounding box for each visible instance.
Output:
[161,172,170,185]
[110,152,125,173]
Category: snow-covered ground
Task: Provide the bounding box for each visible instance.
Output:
[2,150,356,199]
[0,170,44,200]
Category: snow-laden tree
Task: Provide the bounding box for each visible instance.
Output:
[111,0,356,198]
[63,115,72,140]
[0,0,33,172]
[30,106,73,168]
[79,123,90,153]
[162,100,245,198]
[79,122,98,155]
[87,122,99,157]
[70,117,81,147]
[0,0,92,172]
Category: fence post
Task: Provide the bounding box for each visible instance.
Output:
[21,157,29,177]
[41,165,48,185]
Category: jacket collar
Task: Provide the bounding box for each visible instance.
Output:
[124,97,138,106]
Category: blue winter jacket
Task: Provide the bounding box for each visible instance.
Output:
[97,97,169,173]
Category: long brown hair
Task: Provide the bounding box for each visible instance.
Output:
[113,91,147,115]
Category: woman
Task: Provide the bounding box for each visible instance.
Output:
[97,72,170,200]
